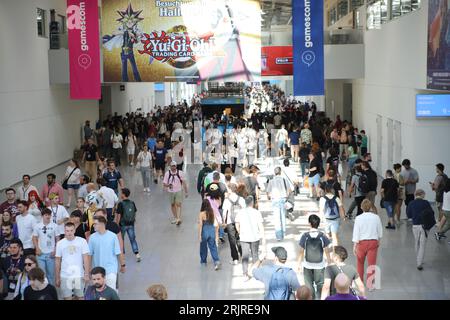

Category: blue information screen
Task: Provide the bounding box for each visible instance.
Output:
[416,94,450,117]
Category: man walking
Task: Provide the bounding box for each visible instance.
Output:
[297,214,332,300]
[266,167,291,241]
[16,201,37,256]
[82,138,100,182]
[401,159,419,220]
[163,161,188,226]
[407,190,435,270]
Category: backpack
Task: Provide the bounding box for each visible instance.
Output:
[324,195,339,219]
[305,232,324,263]
[120,200,136,225]
[168,170,182,185]
[436,174,449,202]
[229,197,243,224]
[267,267,293,300]
[357,173,370,194]
[421,206,436,233]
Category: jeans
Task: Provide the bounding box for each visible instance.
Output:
[259,143,266,158]
[37,253,55,285]
[225,223,242,261]
[272,199,287,240]
[241,241,260,275]
[200,223,220,264]
[121,225,139,254]
[106,208,114,222]
[347,199,357,215]
[303,267,324,300]
[140,166,151,189]
[383,201,395,218]
[121,52,141,82]
[300,162,309,178]
[412,225,427,267]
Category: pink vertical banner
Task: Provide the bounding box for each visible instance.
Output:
[66,0,101,99]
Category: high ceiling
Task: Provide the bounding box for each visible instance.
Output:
[260,0,292,30]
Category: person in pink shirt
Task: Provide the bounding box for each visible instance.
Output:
[163,161,188,226]
[41,174,64,207]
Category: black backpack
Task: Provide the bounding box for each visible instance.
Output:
[357,173,370,194]
[305,232,324,263]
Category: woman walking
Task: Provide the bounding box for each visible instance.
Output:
[137,144,152,193]
[63,159,81,208]
[198,199,221,270]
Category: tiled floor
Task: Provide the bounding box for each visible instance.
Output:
[4,157,450,300]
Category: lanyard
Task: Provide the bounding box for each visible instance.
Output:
[51,205,58,223]
[22,185,30,196]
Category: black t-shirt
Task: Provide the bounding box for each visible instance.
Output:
[90,221,121,235]
[75,223,88,239]
[24,284,58,300]
[381,178,399,202]
[85,144,98,162]
[366,169,378,192]
[326,179,343,197]
[309,158,321,177]
[1,256,25,293]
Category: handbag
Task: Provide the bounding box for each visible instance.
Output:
[62,167,77,190]
[380,198,385,209]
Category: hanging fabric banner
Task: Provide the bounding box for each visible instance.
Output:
[67,0,101,99]
[293,0,324,96]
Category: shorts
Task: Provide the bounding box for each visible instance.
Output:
[60,277,85,298]
[309,174,320,187]
[127,147,135,155]
[325,218,340,234]
[278,141,286,149]
[67,184,80,190]
[169,191,184,204]
[291,144,299,152]
[383,201,395,218]
[155,161,165,171]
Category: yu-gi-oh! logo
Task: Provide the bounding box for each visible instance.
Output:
[139,25,215,69]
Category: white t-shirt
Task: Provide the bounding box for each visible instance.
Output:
[33,222,58,254]
[65,166,81,185]
[172,143,184,165]
[28,202,42,223]
[98,186,118,209]
[137,151,152,167]
[16,213,37,249]
[319,194,343,217]
[282,166,299,189]
[55,237,90,278]
[235,208,263,242]
[17,184,38,201]
[442,191,450,211]
[352,212,383,243]
[111,134,123,149]
[48,205,70,235]
[126,135,136,149]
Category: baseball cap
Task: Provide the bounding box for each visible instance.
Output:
[170,160,177,166]
[272,247,288,261]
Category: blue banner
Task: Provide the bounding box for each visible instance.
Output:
[293,0,324,96]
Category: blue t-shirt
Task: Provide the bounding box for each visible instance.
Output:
[154,147,167,163]
[289,131,300,145]
[102,170,122,191]
[147,138,157,152]
[88,230,121,275]
[252,263,300,300]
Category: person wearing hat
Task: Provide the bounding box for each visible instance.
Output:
[163,160,188,226]
[251,246,300,300]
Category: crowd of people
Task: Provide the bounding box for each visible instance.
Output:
[1,83,449,300]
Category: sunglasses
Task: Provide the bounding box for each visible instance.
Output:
[25,263,35,267]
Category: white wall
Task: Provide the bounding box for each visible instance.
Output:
[0,0,99,189]
[351,0,450,200]
[110,83,155,114]
[324,44,364,79]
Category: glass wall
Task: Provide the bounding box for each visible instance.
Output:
[338,0,349,20]
[391,0,421,20]
[367,0,388,29]
[329,7,337,26]
[351,0,365,11]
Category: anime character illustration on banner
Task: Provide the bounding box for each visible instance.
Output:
[103,3,144,82]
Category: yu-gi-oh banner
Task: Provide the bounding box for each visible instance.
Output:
[102,0,261,82]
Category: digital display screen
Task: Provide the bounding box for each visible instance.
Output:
[154,83,164,91]
[416,94,450,117]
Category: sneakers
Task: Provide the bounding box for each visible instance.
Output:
[345,213,353,220]
[435,232,444,241]
[176,220,182,226]
[243,273,251,281]
[219,237,225,243]
[385,224,396,230]
[214,262,221,271]
[171,219,177,224]
[136,254,141,262]
[130,162,134,166]
[229,260,239,265]
[417,266,423,271]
